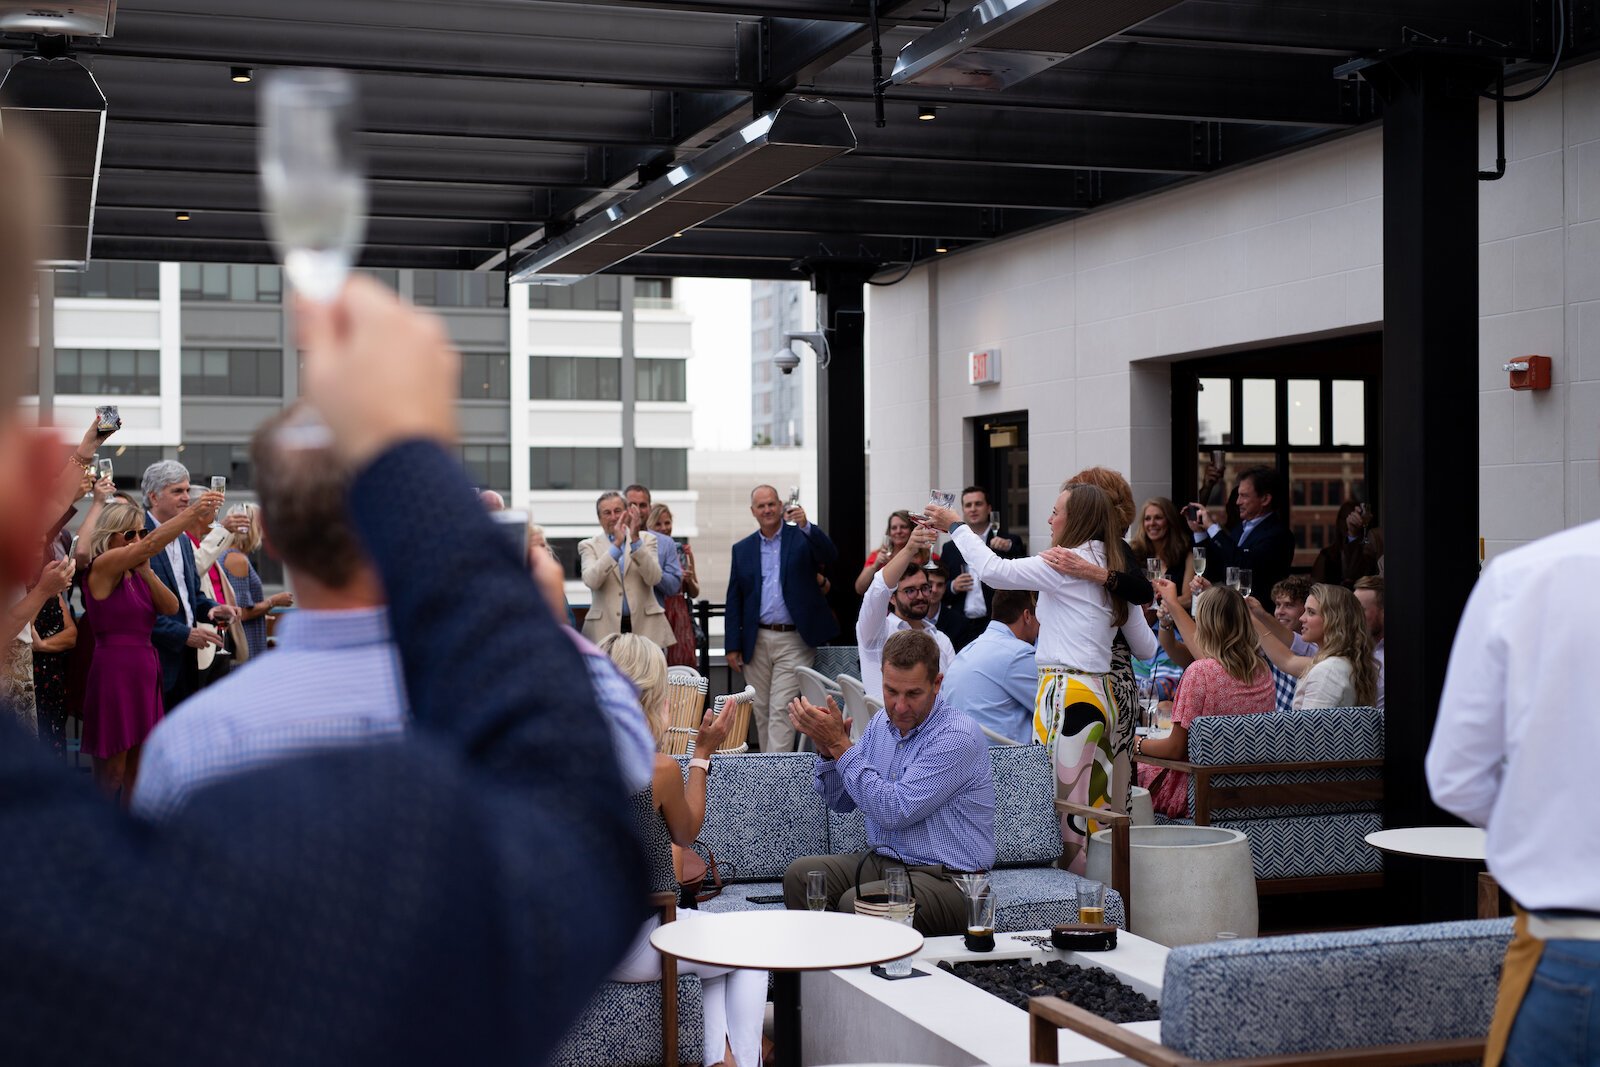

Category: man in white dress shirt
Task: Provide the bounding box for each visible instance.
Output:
[1426,521,1600,1065]
[856,523,955,702]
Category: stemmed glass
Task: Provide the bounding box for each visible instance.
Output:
[1235,568,1252,601]
[1145,556,1164,617]
[1192,546,1207,607]
[783,485,801,526]
[258,68,367,448]
[805,870,828,912]
[209,476,227,532]
[1225,566,1241,593]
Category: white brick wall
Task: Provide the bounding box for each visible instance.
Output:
[868,58,1600,564]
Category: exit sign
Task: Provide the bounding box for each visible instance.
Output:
[968,348,1001,385]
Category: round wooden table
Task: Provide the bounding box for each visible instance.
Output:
[652,910,922,1067]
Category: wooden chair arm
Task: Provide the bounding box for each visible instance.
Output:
[1031,994,1485,1067]
[1030,996,1184,1066]
[650,891,680,1067]
[1132,755,1383,776]
[1054,800,1131,928]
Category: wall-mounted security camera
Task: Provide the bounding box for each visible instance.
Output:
[774,330,830,375]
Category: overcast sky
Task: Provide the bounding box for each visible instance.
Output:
[679,276,753,452]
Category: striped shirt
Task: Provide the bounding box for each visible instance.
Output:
[133,609,658,822]
[815,693,995,872]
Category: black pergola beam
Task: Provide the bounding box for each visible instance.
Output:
[775,159,1178,209]
[1122,0,1530,55]
[700,199,1067,240]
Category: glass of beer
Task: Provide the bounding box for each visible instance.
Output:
[1078,880,1106,925]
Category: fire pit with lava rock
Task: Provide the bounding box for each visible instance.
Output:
[936,958,1160,1024]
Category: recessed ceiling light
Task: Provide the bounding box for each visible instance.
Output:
[918,105,937,121]
[934,239,950,253]
[175,210,191,221]
[231,66,253,83]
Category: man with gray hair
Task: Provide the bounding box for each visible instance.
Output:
[578,489,674,648]
[142,460,237,710]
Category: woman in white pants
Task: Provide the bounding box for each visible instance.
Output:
[925,482,1155,870]
[601,634,769,1067]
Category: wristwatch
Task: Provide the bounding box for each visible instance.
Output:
[688,757,712,773]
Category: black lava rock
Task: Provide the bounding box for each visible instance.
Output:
[936,958,1160,1023]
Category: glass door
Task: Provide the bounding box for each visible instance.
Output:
[972,412,1030,555]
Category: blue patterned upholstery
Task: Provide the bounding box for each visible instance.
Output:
[690,752,830,881]
[1160,919,1513,1061]
[812,645,861,681]
[550,975,704,1067]
[1155,812,1384,879]
[828,807,870,856]
[990,868,1126,932]
[697,882,787,914]
[988,744,1061,867]
[629,789,680,894]
[1186,706,1382,820]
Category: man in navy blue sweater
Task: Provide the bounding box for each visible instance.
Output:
[0,204,647,1067]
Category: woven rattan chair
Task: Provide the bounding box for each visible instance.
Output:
[661,666,708,756]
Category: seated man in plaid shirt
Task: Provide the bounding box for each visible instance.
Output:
[781,629,995,935]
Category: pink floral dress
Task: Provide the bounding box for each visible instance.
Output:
[1140,658,1275,819]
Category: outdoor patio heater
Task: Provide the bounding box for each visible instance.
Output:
[509,98,856,284]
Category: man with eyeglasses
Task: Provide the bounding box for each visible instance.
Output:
[856,522,955,706]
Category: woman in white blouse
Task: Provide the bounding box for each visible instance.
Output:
[925,483,1156,871]
[1289,584,1377,709]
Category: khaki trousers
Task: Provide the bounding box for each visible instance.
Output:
[743,629,812,753]
[782,851,970,937]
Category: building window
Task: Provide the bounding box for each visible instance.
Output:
[634,277,673,309]
[460,352,511,400]
[413,270,506,308]
[180,263,283,304]
[458,444,511,493]
[530,356,621,401]
[548,537,583,581]
[55,348,161,395]
[55,261,161,300]
[636,358,686,402]
[527,275,622,312]
[636,448,688,491]
[529,447,621,491]
[178,442,253,490]
[181,348,283,397]
[102,445,167,494]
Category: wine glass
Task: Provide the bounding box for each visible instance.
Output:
[1142,677,1161,731]
[1192,546,1207,607]
[1145,556,1164,615]
[783,485,801,526]
[806,869,828,912]
[259,68,366,450]
[1225,566,1241,593]
[1236,567,1252,601]
[209,476,227,531]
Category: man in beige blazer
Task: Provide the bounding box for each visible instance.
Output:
[579,490,674,649]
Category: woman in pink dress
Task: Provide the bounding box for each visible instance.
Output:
[1136,583,1274,819]
[81,494,220,803]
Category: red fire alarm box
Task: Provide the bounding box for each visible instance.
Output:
[1505,355,1552,391]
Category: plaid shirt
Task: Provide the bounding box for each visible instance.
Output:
[815,694,995,872]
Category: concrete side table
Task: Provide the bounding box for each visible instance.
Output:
[1087,824,1257,946]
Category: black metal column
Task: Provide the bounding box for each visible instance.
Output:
[1367,53,1498,922]
[812,266,871,635]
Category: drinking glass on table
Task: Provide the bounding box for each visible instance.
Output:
[881,866,914,977]
[259,67,367,448]
[1077,880,1106,925]
[1140,678,1161,732]
[806,870,828,912]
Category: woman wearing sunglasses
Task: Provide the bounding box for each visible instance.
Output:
[81,492,222,802]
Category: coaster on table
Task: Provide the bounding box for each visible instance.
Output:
[1051,923,1118,952]
[870,966,929,981]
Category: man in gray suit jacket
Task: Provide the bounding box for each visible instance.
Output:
[578,490,674,649]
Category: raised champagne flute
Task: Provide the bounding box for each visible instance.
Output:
[1225,565,1241,593]
[209,476,227,531]
[259,68,367,449]
[1145,556,1164,615]
[1192,546,1207,607]
[1236,567,1253,601]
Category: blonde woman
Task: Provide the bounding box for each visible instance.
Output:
[1250,582,1377,709]
[1138,584,1274,818]
[599,633,767,1067]
[82,493,220,800]
[220,504,292,659]
[647,503,700,667]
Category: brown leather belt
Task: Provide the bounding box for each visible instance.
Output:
[758,623,798,632]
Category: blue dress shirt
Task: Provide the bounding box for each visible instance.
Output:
[941,620,1038,745]
[758,528,795,625]
[612,529,682,616]
[814,694,995,872]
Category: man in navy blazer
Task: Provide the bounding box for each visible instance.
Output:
[1186,465,1297,601]
[141,460,236,709]
[725,485,838,752]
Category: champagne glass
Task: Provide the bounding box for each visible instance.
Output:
[1192,546,1207,607]
[805,870,828,912]
[783,485,801,526]
[1225,565,1241,593]
[1236,568,1252,601]
[259,68,366,450]
[881,867,914,977]
[1141,677,1160,732]
[1145,556,1164,615]
[209,475,227,531]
